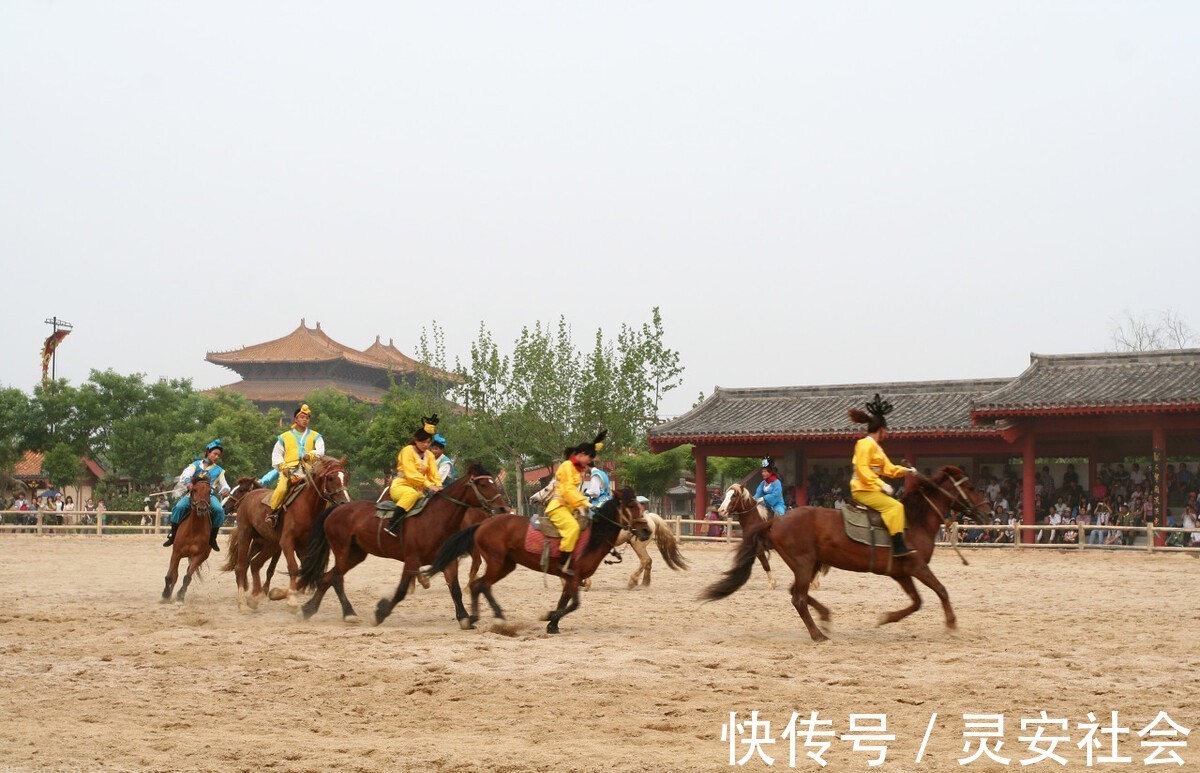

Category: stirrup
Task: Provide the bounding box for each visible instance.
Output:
[265,511,280,528]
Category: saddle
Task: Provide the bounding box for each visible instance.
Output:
[373,494,433,525]
[525,510,592,572]
[840,501,894,573]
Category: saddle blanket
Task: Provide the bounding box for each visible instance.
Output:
[524,523,591,559]
[840,504,893,549]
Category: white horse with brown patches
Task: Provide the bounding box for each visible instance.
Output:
[719,483,777,590]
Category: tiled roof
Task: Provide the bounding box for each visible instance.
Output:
[211,379,387,405]
[207,321,400,370]
[650,379,1011,444]
[972,349,1200,419]
[361,337,461,383]
[13,450,44,478]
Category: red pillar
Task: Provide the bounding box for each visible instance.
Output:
[1022,434,1036,543]
[694,449,708,521]
[1153,425,1167,524]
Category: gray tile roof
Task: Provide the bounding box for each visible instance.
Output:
[972,349,1200,417]
[649,378,1012,442]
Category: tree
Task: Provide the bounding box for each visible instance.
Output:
[173,390,281,482]
[0,387,31,479]
[707,456,760,490]
[1111,309,1196,351]
[43,445,84,491]
[613,445,694,497]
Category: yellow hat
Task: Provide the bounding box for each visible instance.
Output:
[295,404,312,418]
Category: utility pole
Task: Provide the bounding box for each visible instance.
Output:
[43,316,74,381]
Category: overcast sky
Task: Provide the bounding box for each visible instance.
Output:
[2,2,1197,417]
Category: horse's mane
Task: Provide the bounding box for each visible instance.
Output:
[583,489,633,554]
[899,466,967,526]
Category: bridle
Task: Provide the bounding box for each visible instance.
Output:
[722,485,760,518]
[914,472,988,524]
[436,475,508,514]
[592,498,644,534]
[310,461,351,505]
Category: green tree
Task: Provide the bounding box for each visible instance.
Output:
[301,389,371,465]
[0,387,31,479]
[707,456,760,490]
[613,445,694,497]
[43,445,84,491]
[174,390,281,482]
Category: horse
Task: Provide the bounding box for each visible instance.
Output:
[161,475,215,604]
[220,477,284,607]
[425,488,650,634]
[584,511,688,590]
[718,484,778,590]
[701,466,990,641]
[296,465,508,626]
[222,457,351,611]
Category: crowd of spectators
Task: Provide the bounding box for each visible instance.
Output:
[2,493,107,526]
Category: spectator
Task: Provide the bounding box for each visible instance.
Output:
[1130,463,1146,488]
[1062,464,1079,487]
[1090,499,1112,545]
[1063,518,1078,544]
[706,506,724,539]
[1177,462,1192,490]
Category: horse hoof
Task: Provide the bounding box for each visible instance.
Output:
[539,612,552,622]
[268,588,288,601]
[238,602,251,613]
[546,623,560,634]
[458,617,473,630]
[946,620,958,630]
[343,615,360,625]
[246,596,260,610]
[417,575,431,589]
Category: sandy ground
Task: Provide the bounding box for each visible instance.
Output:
[1,535,1198,772]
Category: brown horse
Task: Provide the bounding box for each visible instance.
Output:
[701,466,990,641]
[224,457,351,611]
[425,488,650,634]
[161,475,215,603]
[296,466,507,626]
[717,484,778,589]
[582,510,688,591]
[220,477,284,608]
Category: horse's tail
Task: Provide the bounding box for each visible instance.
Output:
[424,523,479,578]
[700,520,772,602]
[648,512,688,571]
[297,504,336,593]
[221,525,239,572]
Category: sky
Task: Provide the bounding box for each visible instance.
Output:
[2,2,1198,418]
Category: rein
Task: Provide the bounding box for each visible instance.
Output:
[912,472,982,566]
[435,476,506,513]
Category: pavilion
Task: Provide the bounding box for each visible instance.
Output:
[648,349,1200,531]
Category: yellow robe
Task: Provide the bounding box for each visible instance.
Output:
[545,459,587,552]
[390,444,443,511]
[270,427,322,510]
[850,436,908,535]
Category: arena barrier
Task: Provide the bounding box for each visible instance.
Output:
[0,510,231,537]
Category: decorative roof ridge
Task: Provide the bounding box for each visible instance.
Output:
[1025,349,1200,367]
[714,377,1011,398]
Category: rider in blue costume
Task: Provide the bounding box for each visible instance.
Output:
[754,457,787,517]
[163,439,231,551]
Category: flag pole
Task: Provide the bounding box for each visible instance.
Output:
[43,317,74,381]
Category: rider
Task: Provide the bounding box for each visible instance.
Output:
[584,461,612,509]
[163,439,231,551]
[265,404,325,528]
[545,430,605,576]
[848,393,919,558]
[430,434,455,485]
[754,457,787,517]
[385,414,444,536]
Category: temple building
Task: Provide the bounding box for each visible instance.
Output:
[649,349,1200,533]
[206,320,455,414]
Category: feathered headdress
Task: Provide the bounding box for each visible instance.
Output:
[574,429,608,457]
[414,413,440,442]
[848,393,894,431]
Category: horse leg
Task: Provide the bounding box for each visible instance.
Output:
[161,551,182,602]
[374,560,416,626]
[235,535,254,611]
[471,555,515,624]
[908,562,956,629]
[331,545,368,623]
[806,595,832,623]
[468,547,483,586]
[177,555,197,603]
[629,538,651,589]
[879,575,923,626]
[441,560,473,630]
[757,548,776,590]
[545,578,581,634]
[264,552,286,601]
[279,530,302,609]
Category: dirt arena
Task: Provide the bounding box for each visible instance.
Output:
[1,535,1197,772]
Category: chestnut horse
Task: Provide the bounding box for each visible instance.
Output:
[223,456,351,611]
[220,477,284,607]
[425,488,649,634]
[718,484,778,590]
[701,466,990,641]
[296,466,507,626]
[161,475,215,604]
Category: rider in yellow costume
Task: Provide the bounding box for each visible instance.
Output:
[848,394,919,558]
[545,430,606,576]
[385,414,443,536]
[266,404,325,526]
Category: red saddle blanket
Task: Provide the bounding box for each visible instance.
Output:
[524,523,591,559]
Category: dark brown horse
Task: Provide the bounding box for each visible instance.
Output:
[296,466,507,626]
[223,456,351,611]
[425,488,650,634]
[220,477,283,608]
[161,475,215,603]
[701,466,990,641]
[718,483,778,590]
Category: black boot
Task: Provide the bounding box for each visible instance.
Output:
[385,507,407,537]
[891,533,915,558]
[162,521,179,547]
[209,526,221,552]
[558,551,575,577]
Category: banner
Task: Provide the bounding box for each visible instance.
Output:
[40,329,70,383]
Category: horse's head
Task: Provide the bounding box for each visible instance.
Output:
[459,464,508,514]
[310,455,352,505]
[719,484,747,517]
[221,476,262,511]
[614,488,650,541]
[190,472,212,504]
[927,466,991,524]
